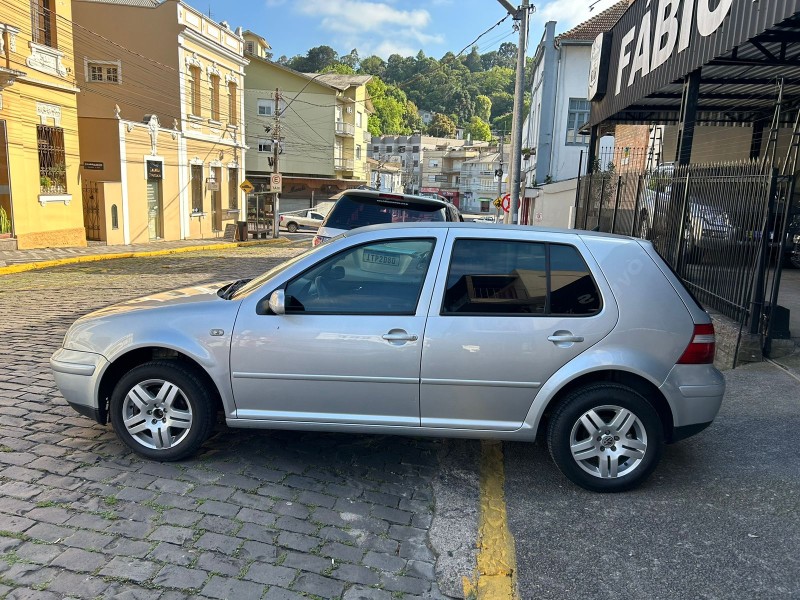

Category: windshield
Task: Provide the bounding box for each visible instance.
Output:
[229,244,322,299]
[324,194,447,230]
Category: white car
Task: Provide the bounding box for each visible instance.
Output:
[473,215,497,224]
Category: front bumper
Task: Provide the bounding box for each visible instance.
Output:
[50,348,108,423]
[659,363,725,440]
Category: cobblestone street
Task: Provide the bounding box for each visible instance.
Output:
[0,245,456,600]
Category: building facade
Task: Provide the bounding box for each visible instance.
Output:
[459,148,510,214]
[0,0,84,249]
[72,0,247,244]
[242,45,372,214]
[521,3,628,189]
[370,134,471,196]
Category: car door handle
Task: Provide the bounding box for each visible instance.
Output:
[382,332,418,342]
[548,334,584,343]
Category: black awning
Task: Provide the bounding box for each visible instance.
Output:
[589,0,800,127]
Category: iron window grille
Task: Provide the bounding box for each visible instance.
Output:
[37,125,66,194]
[30,0,56,48]
[191,164,203,213]
[228,168,238,209]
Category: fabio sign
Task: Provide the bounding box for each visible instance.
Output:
[615,0,733,95]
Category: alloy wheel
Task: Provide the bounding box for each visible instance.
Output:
[121,378,193,450]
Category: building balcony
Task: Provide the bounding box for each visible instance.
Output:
[335,121,354,137]
[335,157,354,171]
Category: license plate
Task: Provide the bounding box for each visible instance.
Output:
[363,251,399,266]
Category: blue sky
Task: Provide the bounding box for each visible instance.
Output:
[200,0,621,61]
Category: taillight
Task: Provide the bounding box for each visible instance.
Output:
[677,323,716,364]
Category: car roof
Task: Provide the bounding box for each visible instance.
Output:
[332,189,450,209]
[339,221,639,242]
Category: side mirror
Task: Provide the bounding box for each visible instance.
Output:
[268,289,285,315]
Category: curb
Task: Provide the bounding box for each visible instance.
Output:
[0,238,291,276]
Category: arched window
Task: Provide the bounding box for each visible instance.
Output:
[111,204,119,229]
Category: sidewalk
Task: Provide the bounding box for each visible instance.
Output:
[0,236,291,274]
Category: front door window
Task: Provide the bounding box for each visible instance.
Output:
[146,179,162,240]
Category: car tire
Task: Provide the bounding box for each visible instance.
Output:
[547,383,664,493]
[287,222,298,233]
[109,360,215,461]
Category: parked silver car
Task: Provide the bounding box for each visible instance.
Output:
[51,223,724,492]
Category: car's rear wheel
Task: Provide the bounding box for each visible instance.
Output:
[286,222,298,233]
[109,361,214,461]
[547,383,663,492]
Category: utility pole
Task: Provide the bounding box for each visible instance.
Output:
[272,88,281,239]
[496,134,504,222]
[497,0,531,223]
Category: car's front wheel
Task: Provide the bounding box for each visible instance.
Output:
[286,222,298,233]
[109,361,215,461]
[547,383,663,492]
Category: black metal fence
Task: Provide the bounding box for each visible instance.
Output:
[575,160,795,335]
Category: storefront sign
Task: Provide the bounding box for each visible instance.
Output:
[590,0,799,127]
[146,160,163,180]
[83,161,104,170]
[615,0,734,95]
[588,32,612,101]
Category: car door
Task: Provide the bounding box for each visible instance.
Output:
[420,230,619,431]
[230,234,444,427]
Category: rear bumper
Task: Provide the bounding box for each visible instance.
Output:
[659,363,725,437]
[50,348,108,424]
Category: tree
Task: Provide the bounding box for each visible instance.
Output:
[497,42,518,69]
[490,92,514,119]
[322,63,356,75]
[367,77,410,135]
[341,49,360,70]
[359,55,386,78]
[465,116,492,141]
[428,113,456,138]
[492,112,513,134]
[475,95,492,122]
[463,46,482,72]
[289,45,339,73]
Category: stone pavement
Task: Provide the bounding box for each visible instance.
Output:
[0,247,455,600]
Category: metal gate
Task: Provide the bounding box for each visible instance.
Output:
[82,181,101,241]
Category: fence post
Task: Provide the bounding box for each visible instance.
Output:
[583,173,592,230]
[764,174,796,354]
[675,170,691,271]
[631,175,643,236]
[573,151,584,228]
[610,175,622,234]
[749,169,778,335]
[596,175,607,231]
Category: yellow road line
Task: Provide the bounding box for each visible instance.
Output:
[464,439,518,600]
[0,238,290,276]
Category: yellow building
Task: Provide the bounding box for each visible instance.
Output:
[72,0,247,244]
[242,34,372,214]
[0,0,84,249]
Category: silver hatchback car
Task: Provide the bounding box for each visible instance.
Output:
[51,223,724,492]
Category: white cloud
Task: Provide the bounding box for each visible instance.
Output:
[290,0,444,58]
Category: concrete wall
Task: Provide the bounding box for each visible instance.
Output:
[527,178,577,229]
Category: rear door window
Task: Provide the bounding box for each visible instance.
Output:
[442,240,601,316]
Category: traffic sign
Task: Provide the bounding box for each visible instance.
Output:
[501,193,511,213]
[240,179,254,193]
[269,173,282,193]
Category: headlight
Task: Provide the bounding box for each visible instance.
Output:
[794,234,800,244]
